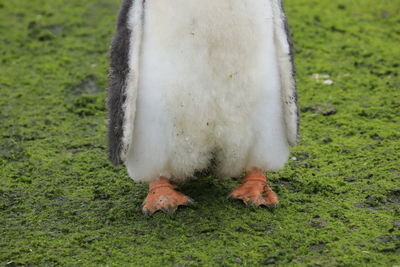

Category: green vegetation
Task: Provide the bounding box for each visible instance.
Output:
[1,0,399,265]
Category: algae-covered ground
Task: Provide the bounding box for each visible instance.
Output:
[1,0,399,266]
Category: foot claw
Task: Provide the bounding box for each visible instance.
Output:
[162,205,178,215]
[142,207,153,217]
[186,198,195,205]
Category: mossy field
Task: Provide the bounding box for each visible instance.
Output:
[1,0,399,266]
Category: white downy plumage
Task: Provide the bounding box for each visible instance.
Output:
[120,0,297,183]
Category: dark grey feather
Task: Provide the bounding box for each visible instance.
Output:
[107,0,133,166]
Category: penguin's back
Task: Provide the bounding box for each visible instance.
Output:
[126,0,290,182]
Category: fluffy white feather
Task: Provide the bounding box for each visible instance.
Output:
[271,0,298,146]
[120,0,144,162]
[123,0,291,182]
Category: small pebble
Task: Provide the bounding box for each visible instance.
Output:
[344,177,358,182]
[322,108,337,116]
[371,134,384,141]
[312,73,330,80]
[263,258,276,265]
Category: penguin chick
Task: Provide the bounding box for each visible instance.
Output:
[107,0,298,215]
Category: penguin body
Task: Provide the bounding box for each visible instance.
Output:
[107,0,298,183]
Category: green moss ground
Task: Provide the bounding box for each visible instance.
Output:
[1,0,399,266]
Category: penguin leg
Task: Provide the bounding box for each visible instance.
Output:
[142,177,193,216]
[228,168,279,207]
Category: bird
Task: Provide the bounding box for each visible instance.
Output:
[107,0,299,215]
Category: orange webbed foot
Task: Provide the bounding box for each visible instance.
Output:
[229,168,279,208]
[142,177,193,216]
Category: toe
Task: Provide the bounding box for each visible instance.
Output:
[229,183,279,208]
[263,188,279,207]
[250,196,269,206]
[229,185,253,199]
